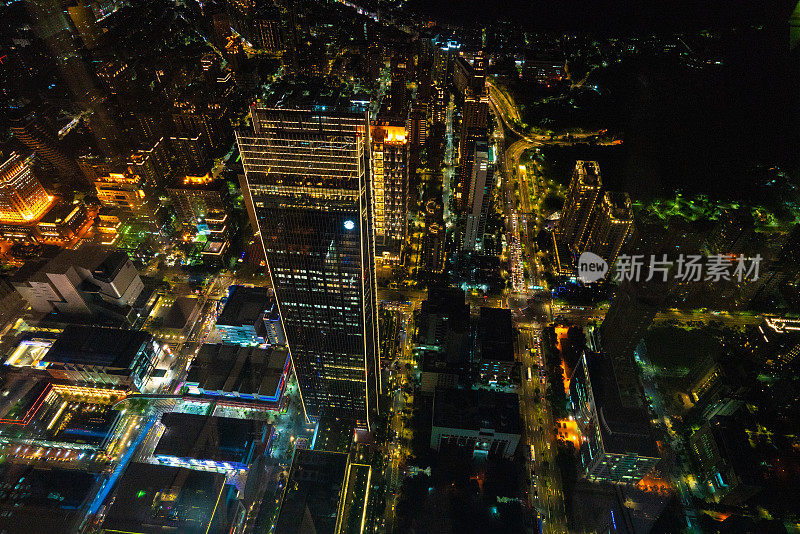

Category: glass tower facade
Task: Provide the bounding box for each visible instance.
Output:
[237,106,380,427]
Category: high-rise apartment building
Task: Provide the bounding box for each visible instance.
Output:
[558,160,602,250]
[388,55,409,118]
[0,152,53,224]
[408,104,428,147]
[453,50,486,98]
[169,133,211,174]
[253,7,284,52]
[127,136,172,188]
[370,121,408,262]
[227,0,256,41]
[10,106,81,180]
[237,107,380,427]
[227,0,284,51]
[583,191,633,267]
[432,84,448,124]
[704,208,755,255]
[94,171,146,213]
[167,173,228,226]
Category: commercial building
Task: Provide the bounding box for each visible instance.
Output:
[0,464,97,534]
[154,412,272,472]
[557,160,602,251]
[101,463,233,534]
[569,352,660,484]
[370,121,408,262]
[419,349,468,394]
[0,152,53,224]
[690,415,762,505]
[475,307,515,383]
[461,140,495,251]
[66,0,122,49]
[149,295,201,343]
[416,285,471,392]
[599,282,661,407]
[456,98,489,212]
[431,389,520,458]
[216,285,284,346]
[582,191,634,267]
[93,171,146,213]
[417,287,471,353]
[753,316,800,370]
[11,246,145,323]
[275,449,370,534]
[40,325,158,391]
[237,107,380,427]
[0,377,126,453]
[0,153,94,246]
[184,344,290,407]
[35,201,91,244]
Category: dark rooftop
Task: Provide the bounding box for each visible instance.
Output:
[43,325,153,368]
[216,285,273,328]
[275,449,349,534]
[162,296,200,330]
[102,463,230,534]
[186,344,289,399]
[154,412,269,465]
[10,245,123,281]
[37,200,83,225]
[477,307,514,362]
[421,286,469,324]
[92,248,131,283]
[432,389,520,435]
[583,352,660,458]
[0,464,96,534]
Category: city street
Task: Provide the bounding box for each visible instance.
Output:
[518,325,568,534]
[382,303,416,533]
[489,75,578,533]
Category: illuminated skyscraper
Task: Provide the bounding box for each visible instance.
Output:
[557,160,602,250]
[370,120,408,262]
[583,191,633,267]
[237,107,380,427]
[0,152,53,224]
[456,94,489,212]
[462,140,494,251]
